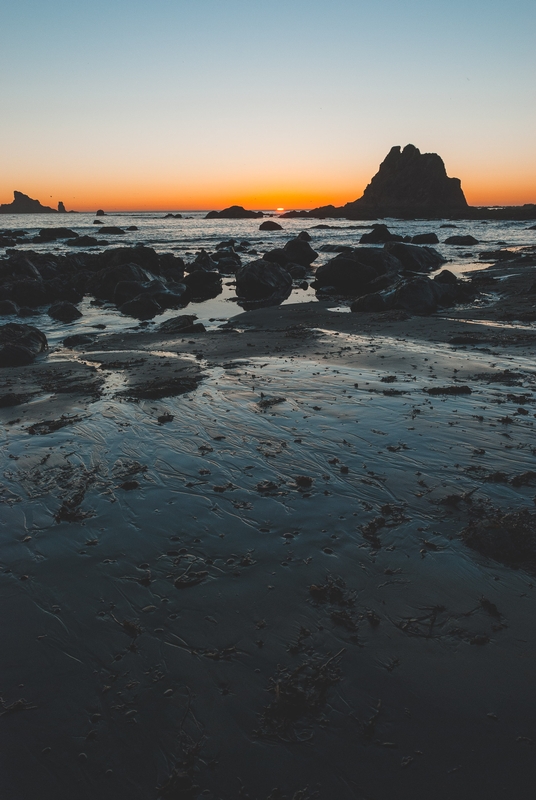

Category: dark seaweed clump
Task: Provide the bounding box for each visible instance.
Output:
[462,508,536,571]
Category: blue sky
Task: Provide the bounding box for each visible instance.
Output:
[1,0,535,208]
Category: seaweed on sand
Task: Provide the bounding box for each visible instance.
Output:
[257,649,345,742]
[462,508,536,571]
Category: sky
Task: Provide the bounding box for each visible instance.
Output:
[1,0,535,211]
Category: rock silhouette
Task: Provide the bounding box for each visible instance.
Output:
[0,191,57,214]
[205,205,263,219]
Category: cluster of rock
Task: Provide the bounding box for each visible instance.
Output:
[205,205,263,220]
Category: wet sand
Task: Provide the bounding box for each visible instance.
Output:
[1,263,536,799]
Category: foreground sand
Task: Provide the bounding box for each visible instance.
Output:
[1,265,536,799]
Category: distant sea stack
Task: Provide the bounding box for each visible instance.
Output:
[205,205,264,219]
[0,191,57,214]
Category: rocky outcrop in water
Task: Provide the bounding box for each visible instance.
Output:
[0,191,57,214]
[205,206,264,220]
[0,323,48,366]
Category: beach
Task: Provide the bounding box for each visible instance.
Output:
[1,220,536,798]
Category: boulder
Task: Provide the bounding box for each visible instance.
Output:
[96,246,161,274]
[393,276,459,315]
[384,242,445,272]
[0,322,48,366]
[434,269,458,285]
[93,220,104,224]
[9,279,47,308]
[71,235,100,247]
[119,296,162,320]
[236,260,292,304]
[352,247,403,275]
[126,225,138,231]
[259,220,283,231]
[64,333,97,347]
[0,300,19,316]
[360,225,403,244]
[87,263,152,301]
[297,231,312,241]
[58,201,66,213]
[159,315,205,334]
[48,301,83,323]
[444,235,479,245]
[34,227,79,242]
[283,237,318,267]
[205,206,263,219]
[95,209,105,216]
[314,257,377,295]
[182,269,222,301]
[351,293,387,313]
[97,226,125,235]
[411,233,439,244]
[263,248,291,267]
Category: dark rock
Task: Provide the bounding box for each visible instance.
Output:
[434,269,458,285]
[33,227,79,242]
[97,226,125,235]
[93,220,103,224]
[164,213,183,219]
[71,235,100,247]
[259,220,282,231]
[182,269,222,301]
[360,225,403,244]
[96,246,161,274]
[411,233,439,244]
[0,322,48,366]
[478,249,516,261]
[9,279,47,308]
[341,144,468,219]
[126,226,138,231]
[159,315,205,334]
[119,296,162,320]
[58,201,66,213]
[283,237,318,267]
[352,247,403,275]
[0,300,19,316]
[87,263,152,301]
[188,249,218,272]
[48,302,83,323]
[351,293,387,312]
[444,235,479,245]
[263,248,291,267]
[236,259,292,305]
[0,191,57,214]
[289,264,307,279]
[297,230,312,241]
[205,206,263,219]
[314,257,377,295]
[385,242,445,272]
[95,209,105,216]
[393,276,459,315]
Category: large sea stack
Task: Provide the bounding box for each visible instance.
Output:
[0,191,57,214]
[341,144,468,219]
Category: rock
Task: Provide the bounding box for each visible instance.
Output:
[159,315,205,334]
[189,249,218,272]
[289,264,307,279]
[96,246,161,274]
[182,269,222,301]
[393,276,459,315]
[205,206,263,219]
[164,213,183,219]
[297,230,312,241]
[263,248,291,267]
[478,250,516,261]
[93,220,103,224]
[71,235,100,247]
[351,247,403,275]
[411,233,439,244]
[119,296,162,320]
[314,257,377,295]
[0,191,57,214]
[97,226,125,235]
[351,293,387,312]
[259,220,282,231]
[341,144,468,218]
[0,322,48,366]
[9,279,47,308]
[58,202,66,213]
[48,301,83,323]
[0,300,19,316]
[236,259,292,304]
[444,235,479,245]
[87,263,152,301]
[384,242,445,272]
[360,225,403,244]
[126,226,138,231]
[33,227,79,242]
[95,209,105,216]
[283,237,318,267]
[434,269,458,285]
